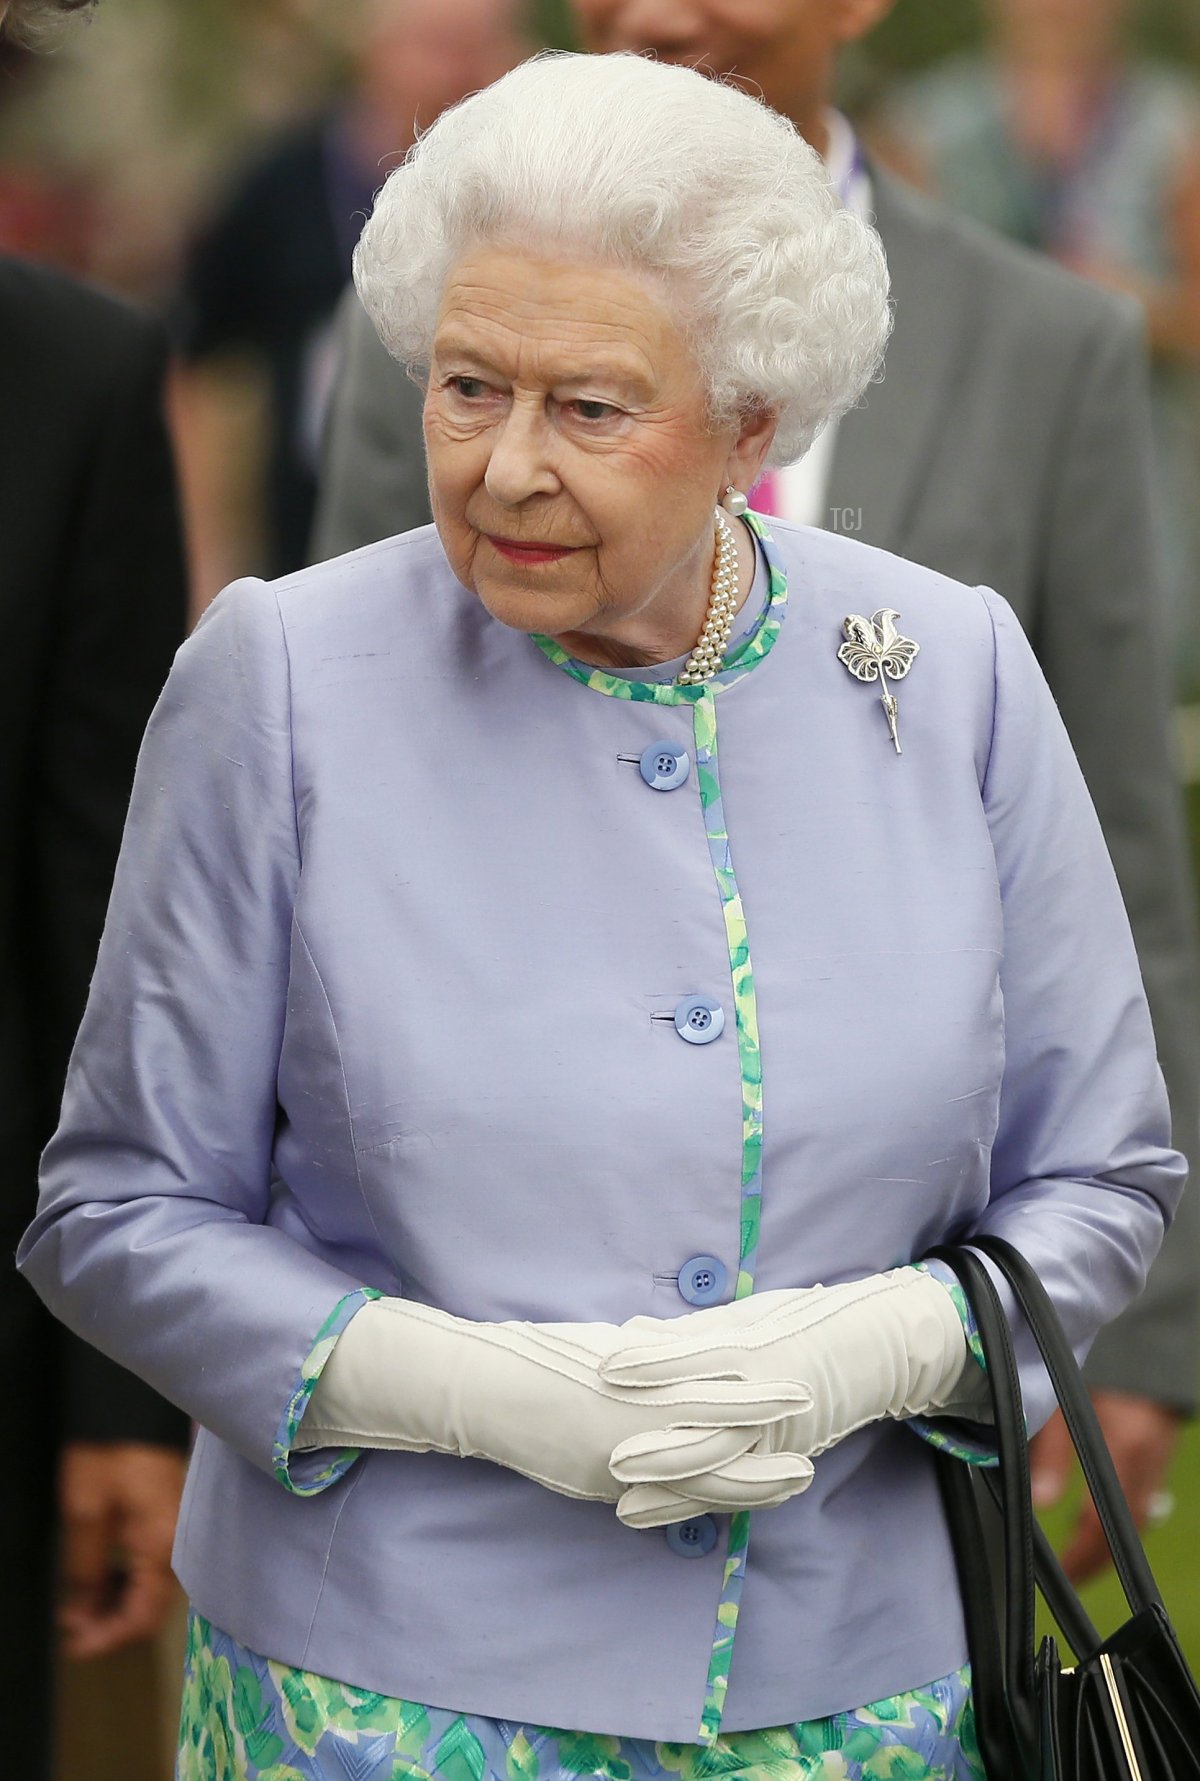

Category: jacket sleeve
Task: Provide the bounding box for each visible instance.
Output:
[959,589,1187,1435]
[17,578,378,1494]
[1032,304,1200,1413]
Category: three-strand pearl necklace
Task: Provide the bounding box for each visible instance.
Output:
[676,508,742,686]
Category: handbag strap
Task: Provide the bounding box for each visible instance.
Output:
[978,1468,1101,1659]
[931,1242,1040,1740]
[935,1453,1016,1776]
[966,1234,1163,1617]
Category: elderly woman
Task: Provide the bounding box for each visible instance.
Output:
[20,51,1182,1781]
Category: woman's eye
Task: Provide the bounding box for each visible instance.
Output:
[449,376,489,400]
[569,399,620,423]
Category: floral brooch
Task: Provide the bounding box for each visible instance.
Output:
[837,609,920,754]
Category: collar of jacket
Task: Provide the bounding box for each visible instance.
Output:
[529,510,788,703]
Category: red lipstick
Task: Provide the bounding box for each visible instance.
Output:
[486,536,579,566]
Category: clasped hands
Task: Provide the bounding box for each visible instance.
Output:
[299,1268,980,1528]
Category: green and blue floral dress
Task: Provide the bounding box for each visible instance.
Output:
[178,1613,982,1781]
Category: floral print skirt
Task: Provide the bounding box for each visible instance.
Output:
[176,1612,984,1781]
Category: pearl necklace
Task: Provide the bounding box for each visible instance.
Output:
[677,508,741,685]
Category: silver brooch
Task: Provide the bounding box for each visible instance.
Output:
[837,609,920,755]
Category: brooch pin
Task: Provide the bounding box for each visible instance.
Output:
[837,609,920,754]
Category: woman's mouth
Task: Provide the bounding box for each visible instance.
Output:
[486,536,580,565]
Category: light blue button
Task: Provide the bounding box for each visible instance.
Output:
[674,995,725,1045]
[665,1516,719,1558]
[679,1255,727,1306]
[639,742,691,792]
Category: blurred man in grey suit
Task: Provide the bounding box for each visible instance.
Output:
[311,0,1200,1583]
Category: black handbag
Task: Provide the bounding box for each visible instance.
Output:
[930,1234,1200,1780]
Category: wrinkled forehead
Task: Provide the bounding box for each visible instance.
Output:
[431,245,701,395]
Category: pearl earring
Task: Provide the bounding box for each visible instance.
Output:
[722,484,748,517]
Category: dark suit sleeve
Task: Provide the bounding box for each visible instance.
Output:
[30,312,191,1449]
[174,157,279,363]
[1035,303,1200,1412]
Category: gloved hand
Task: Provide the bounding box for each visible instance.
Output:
[295,1296,818,1523]
[600,1268,987,1526]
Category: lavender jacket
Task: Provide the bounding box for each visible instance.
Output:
[18,517,1183,1741]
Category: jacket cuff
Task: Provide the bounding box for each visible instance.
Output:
[272,1287,384,1495]
[906,1260,997,1468]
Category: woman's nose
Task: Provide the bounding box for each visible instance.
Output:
[483,404,560,507]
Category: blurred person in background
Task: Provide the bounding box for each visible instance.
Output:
[315,0,1200,1587]
[173,0,529,611]
[0,1,191,1777]
[884,0,1200,696]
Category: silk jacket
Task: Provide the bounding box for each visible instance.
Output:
[19,517,1183,1741]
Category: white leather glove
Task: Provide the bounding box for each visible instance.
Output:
[600,1269,988,1526]
[295,1297,818,1523]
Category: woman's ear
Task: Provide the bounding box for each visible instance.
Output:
[726,405,780,496]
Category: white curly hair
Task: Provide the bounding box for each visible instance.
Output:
[354,51,892,466]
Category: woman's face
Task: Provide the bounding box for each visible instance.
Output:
[424,245,772,660]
